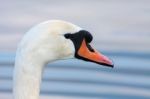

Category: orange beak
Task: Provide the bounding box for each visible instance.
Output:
[77,39,114,67]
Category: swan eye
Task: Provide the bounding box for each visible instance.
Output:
[64,33,71,39]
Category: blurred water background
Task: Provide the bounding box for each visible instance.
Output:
[0,0,150,99]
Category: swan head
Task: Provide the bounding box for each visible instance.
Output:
[18,20,113,67]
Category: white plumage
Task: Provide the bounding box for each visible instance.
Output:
[14,20,82,99]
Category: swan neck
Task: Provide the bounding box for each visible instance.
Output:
[13,55,44,99]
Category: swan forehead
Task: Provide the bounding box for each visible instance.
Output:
[37,20,82,35]
[18,20,82,62]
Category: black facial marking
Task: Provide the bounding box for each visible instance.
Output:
[64,33,71,39]
[64,30,93,52]
[85,31,93,43]
[64,30,94,58]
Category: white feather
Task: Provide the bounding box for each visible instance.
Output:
[13,20,82,99]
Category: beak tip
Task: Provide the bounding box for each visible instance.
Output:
[107,63,114,68]
[110,61,114,68]
[108,59,114,68]
[105,60,114,68]
[104,59,114,68]
[98,62,114,68]
[111,64,114,68]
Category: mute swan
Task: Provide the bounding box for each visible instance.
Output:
[13,20,113,99]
